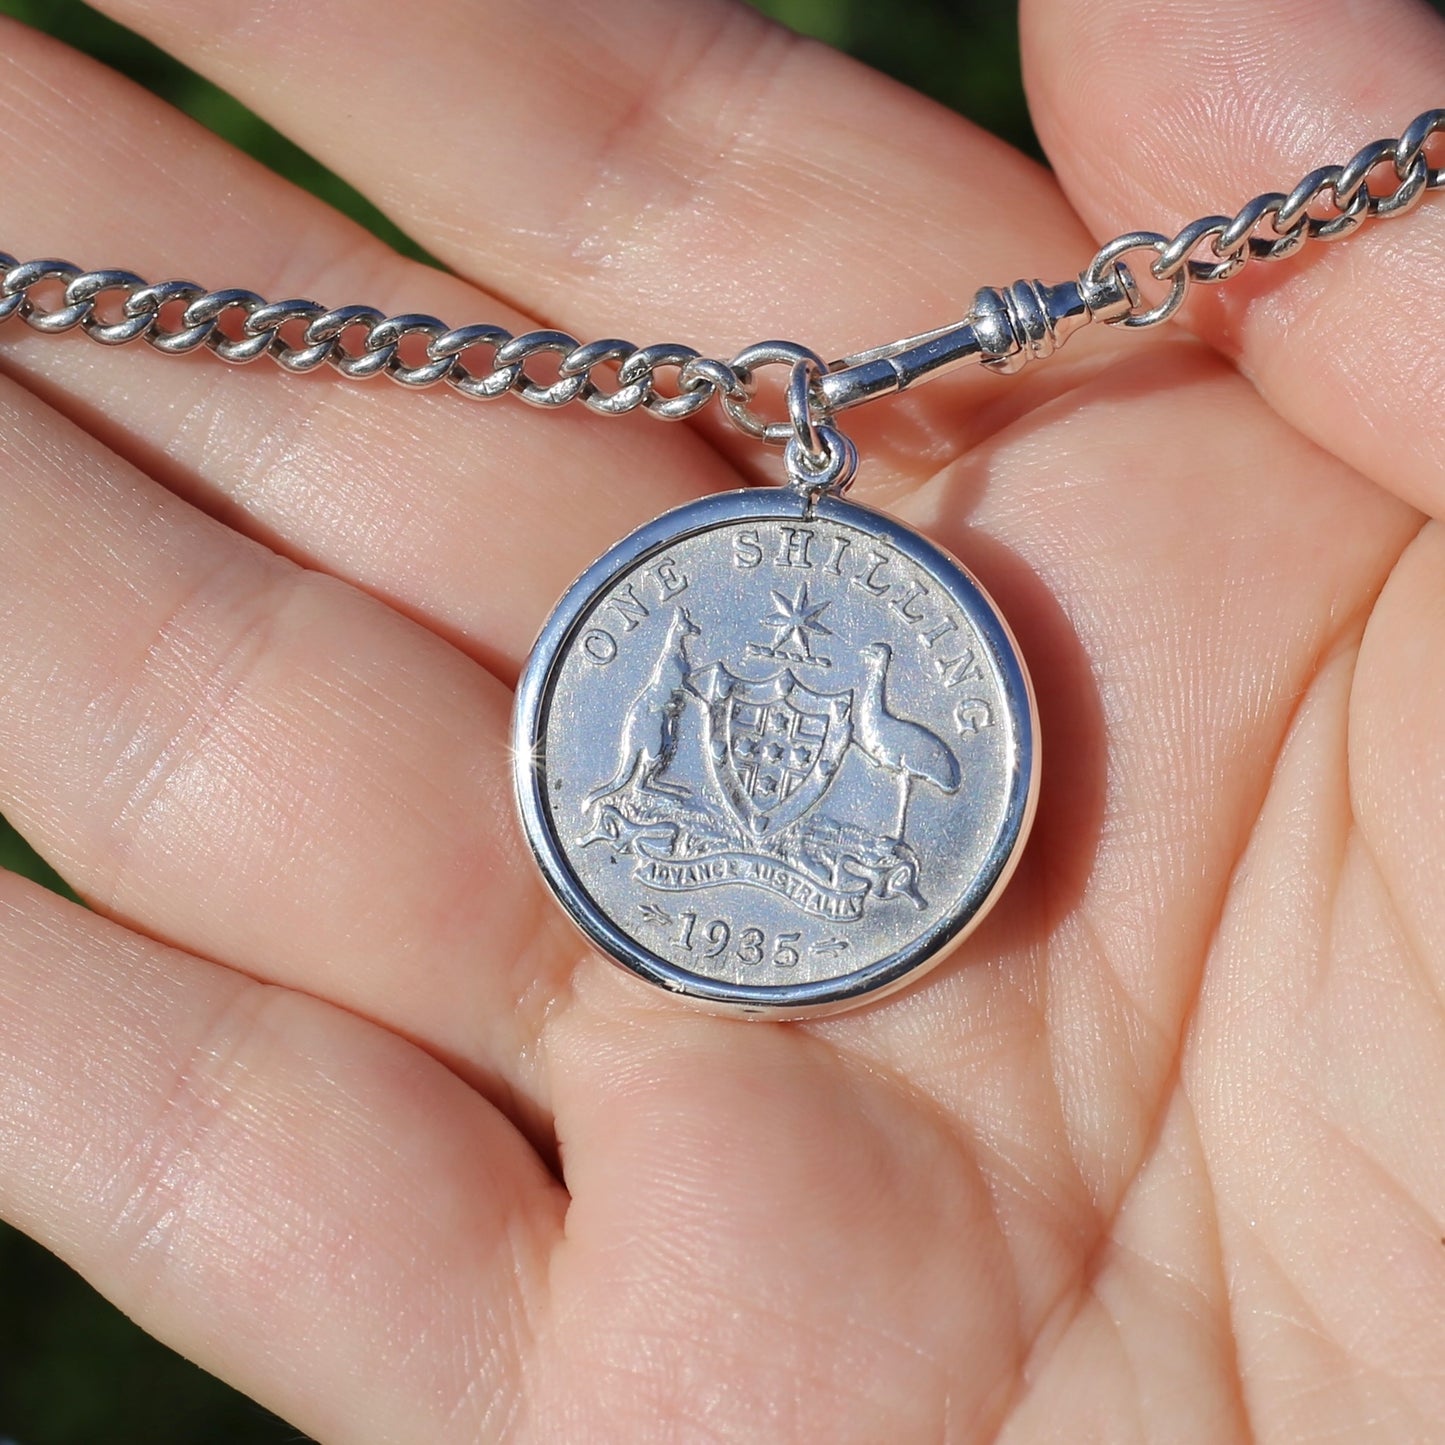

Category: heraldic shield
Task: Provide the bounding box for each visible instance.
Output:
[689,663,853,837]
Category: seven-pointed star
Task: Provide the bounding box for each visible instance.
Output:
[761,583,832,659]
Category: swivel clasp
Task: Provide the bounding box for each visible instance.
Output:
[814,261,1138,414]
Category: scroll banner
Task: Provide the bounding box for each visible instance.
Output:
[633,847,867,921]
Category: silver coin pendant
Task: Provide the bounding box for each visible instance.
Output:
[513,487,1038,1017]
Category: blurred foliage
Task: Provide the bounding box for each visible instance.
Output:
[0,0,1023,1441]
[755,0,1036,155]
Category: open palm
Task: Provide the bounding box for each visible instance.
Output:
[2,1,1444,1439]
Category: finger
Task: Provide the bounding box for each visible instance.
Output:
[1022,0,1445,521]
[0,372,564,1107]
[1352,519,1445,974]
[1178,547,1445,1439]
[0,871,563,1445]
[81,0,1106,462]
[0,18,734,683]
[543,973,1026,1435]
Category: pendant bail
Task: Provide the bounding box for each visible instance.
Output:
[783,422,857,505]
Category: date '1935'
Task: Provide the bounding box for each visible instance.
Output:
[677,912,801,968]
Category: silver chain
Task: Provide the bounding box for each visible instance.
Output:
[2,109,1441,452]
[1084,108,1445,330]
[0,253,761,422]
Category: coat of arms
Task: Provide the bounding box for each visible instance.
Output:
[689,663,851,837]
[579,597,961,921]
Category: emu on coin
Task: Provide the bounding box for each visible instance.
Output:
[853,641,961,839]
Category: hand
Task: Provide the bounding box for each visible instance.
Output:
[2,1,1443,1439]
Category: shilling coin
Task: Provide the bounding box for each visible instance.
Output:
[513,487,1038,1017]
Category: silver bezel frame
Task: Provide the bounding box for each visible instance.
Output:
[512,487,1039,1017]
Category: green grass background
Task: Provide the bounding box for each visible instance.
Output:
[0,1,1431,1440]
[0,4,1029,1439]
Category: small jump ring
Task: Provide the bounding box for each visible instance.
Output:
[785,357,829,469]
[722,340,826,444]
[1084,230,1190,329]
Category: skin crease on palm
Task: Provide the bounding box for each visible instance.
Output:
[0,0,1444,1438]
